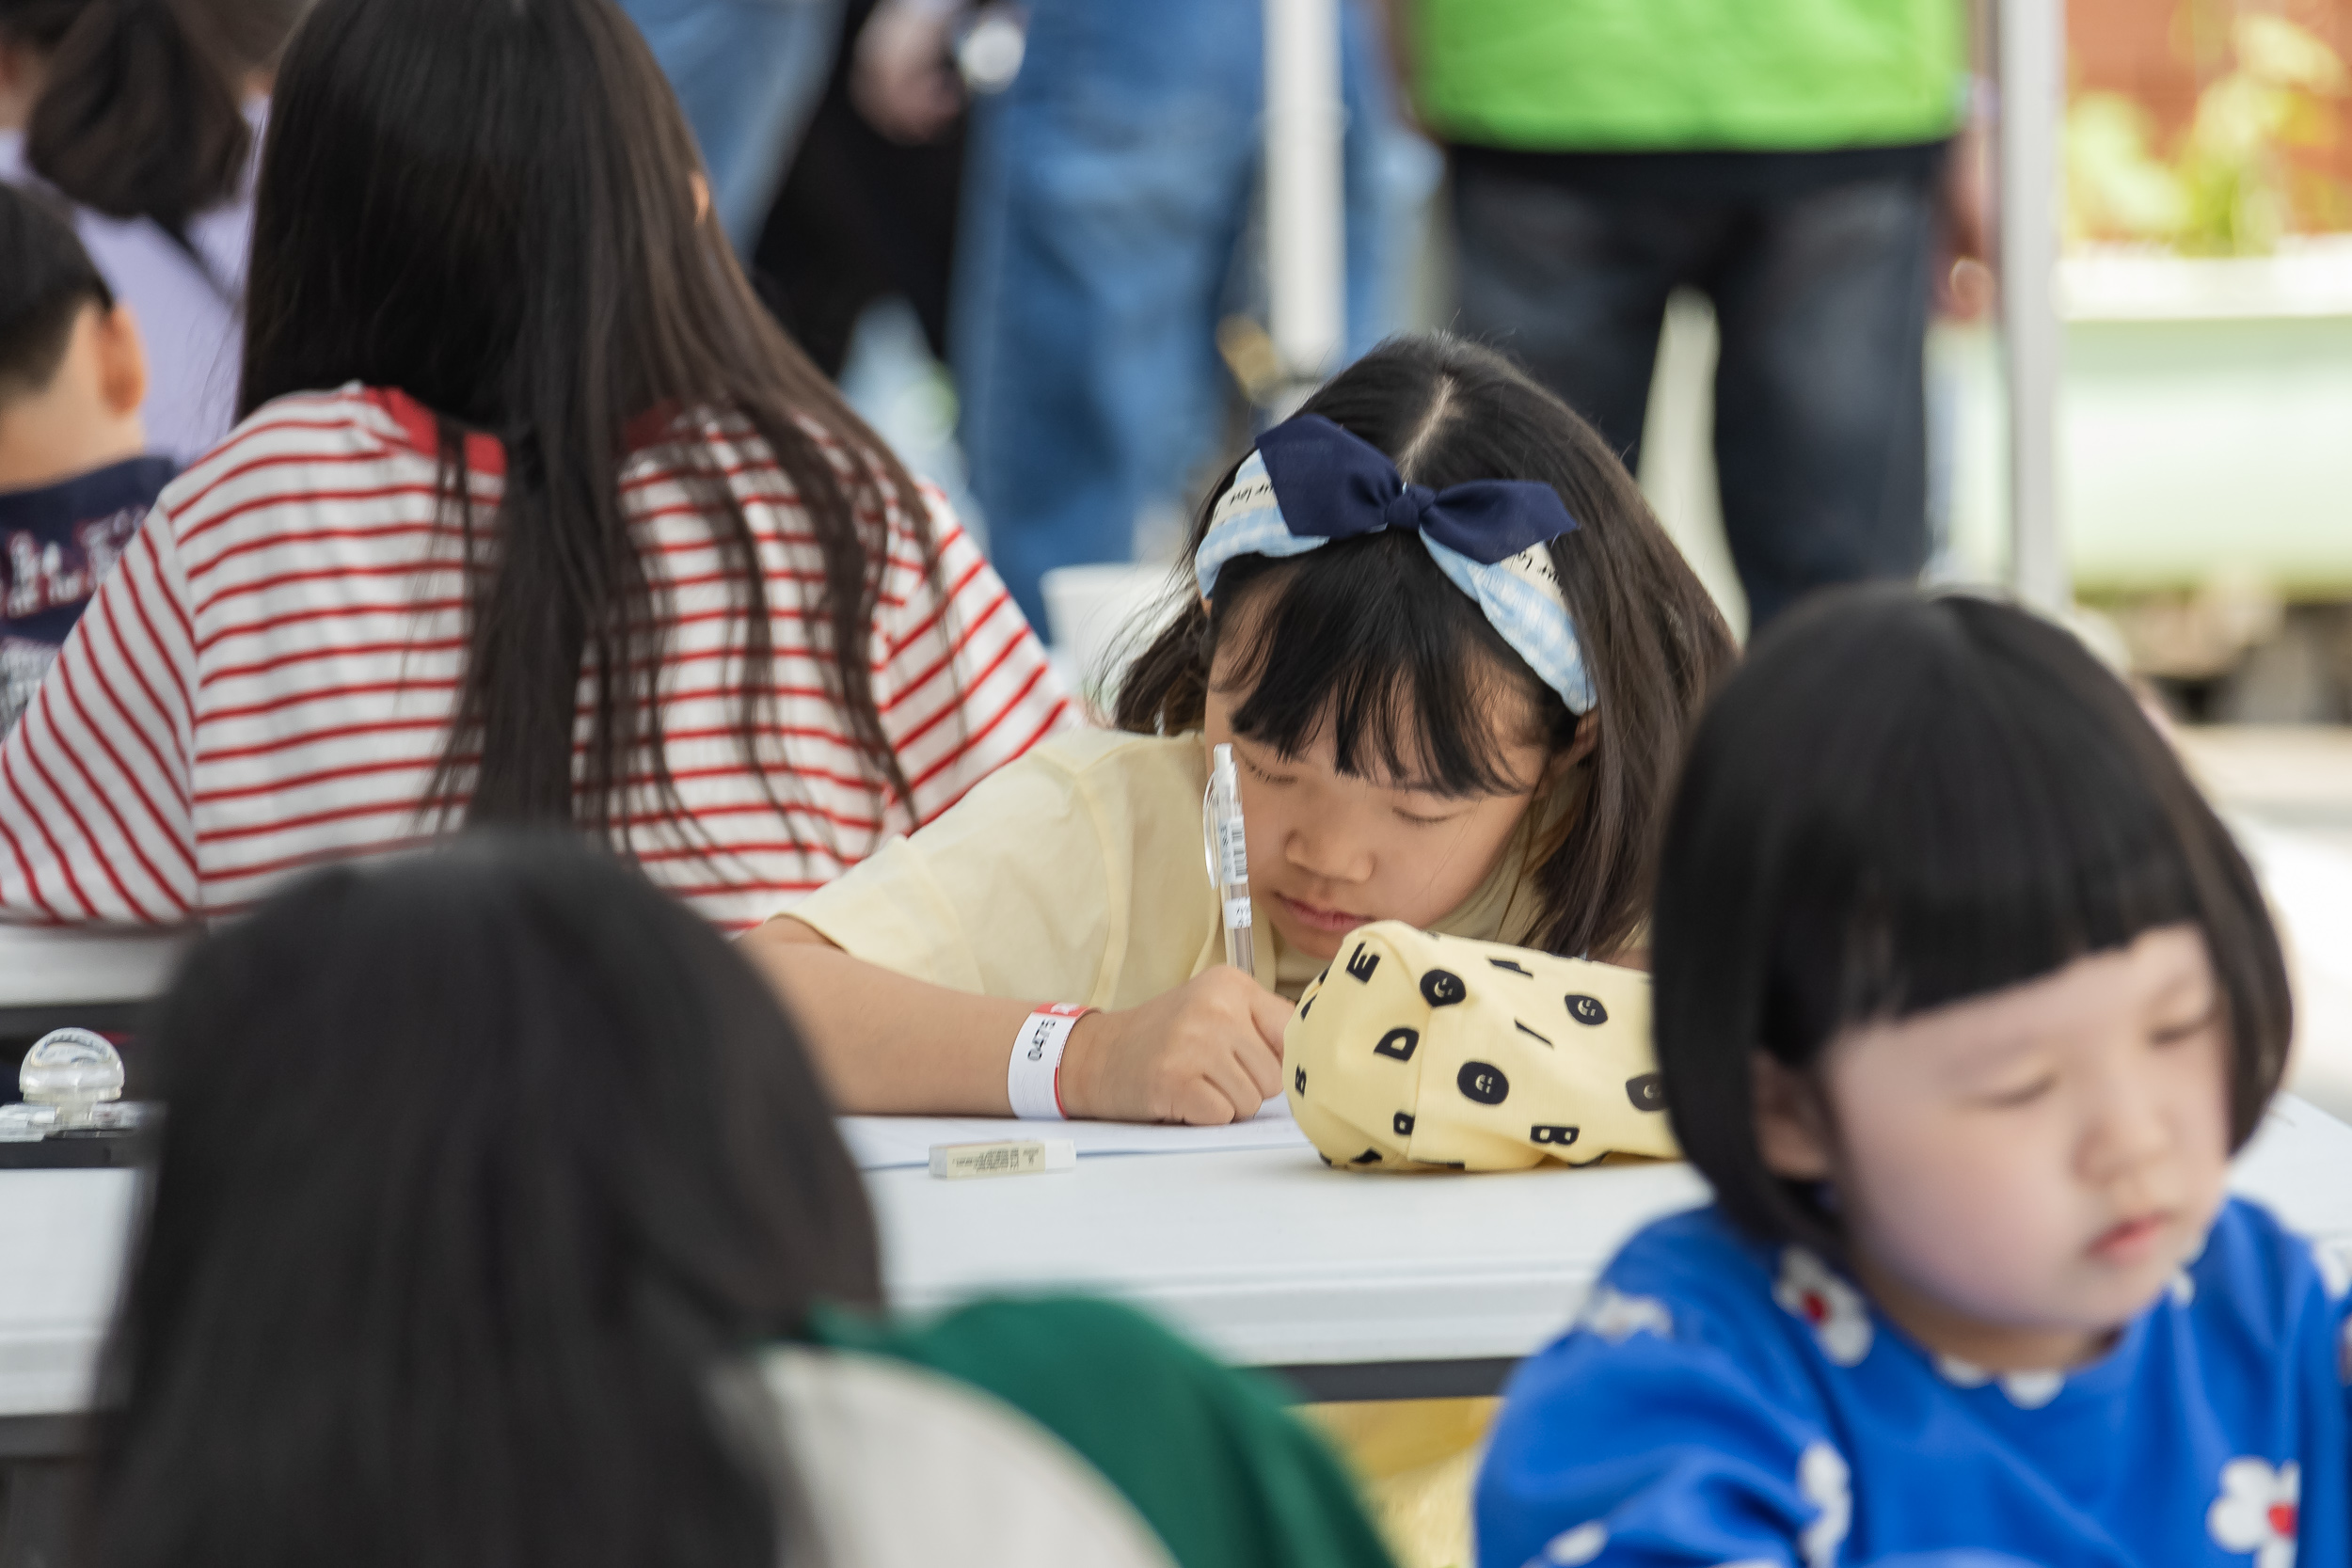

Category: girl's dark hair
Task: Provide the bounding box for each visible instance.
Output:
[1117,334,1737,960]
[239,0,935,846]
[1653,587,2293,1252]
[88,835,880,1568]
[9,0,303,230]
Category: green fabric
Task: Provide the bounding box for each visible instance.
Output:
[1414,0,1966,152]
[807,1296,1399,1568]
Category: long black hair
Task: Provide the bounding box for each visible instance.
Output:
[4,0,302,230]
[1117,334,1737,961]
[238,0,938,846]
[87,836,881,1568]
[1652,588,2293,1252]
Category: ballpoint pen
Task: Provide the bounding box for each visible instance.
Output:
[1204,743,1257,974]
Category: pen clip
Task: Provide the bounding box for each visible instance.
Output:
[1202,776,1220,889]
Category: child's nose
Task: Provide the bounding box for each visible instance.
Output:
[2079,1074,2174,1185]
[1283,822,1372,884]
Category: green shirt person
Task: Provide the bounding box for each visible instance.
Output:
[1414,0,1963,152]
[1398,0,1976,629]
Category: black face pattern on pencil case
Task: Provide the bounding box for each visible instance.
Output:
[1281,922,1677,1172]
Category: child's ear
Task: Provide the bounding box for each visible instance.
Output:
[94,303,149,420]
[1752,1052,1835,1180]
[1545,707,1601,785]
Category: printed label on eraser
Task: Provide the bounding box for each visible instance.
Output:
[928,1138,1078,1180]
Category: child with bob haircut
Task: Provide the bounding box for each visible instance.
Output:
[747,333,1737,1122]
[1476,588,2337,1568]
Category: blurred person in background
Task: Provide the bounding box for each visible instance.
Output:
[85,836,1401,1568]
[0,0,1069,929]
[0,0,306,464]
[1403,0,1979,630]
[0,184,174,735]
[863,0,1418,632]
[749,0,967,381]
[621,0,845,254]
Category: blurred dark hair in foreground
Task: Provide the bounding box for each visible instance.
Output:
[86,834,877,1568]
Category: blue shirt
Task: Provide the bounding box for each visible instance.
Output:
[1478,1199,2351,1568]
[0,455,174,733]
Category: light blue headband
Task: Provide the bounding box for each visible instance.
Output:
[1194,415,1596,714]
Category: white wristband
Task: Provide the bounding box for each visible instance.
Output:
[1009,1004,1089,1120]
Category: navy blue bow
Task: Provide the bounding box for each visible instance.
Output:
[1253,414,1578,566]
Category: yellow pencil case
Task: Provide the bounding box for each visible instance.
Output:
[1283,921,1677,1172]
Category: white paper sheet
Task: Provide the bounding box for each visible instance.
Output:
[838,1097,1306,1172]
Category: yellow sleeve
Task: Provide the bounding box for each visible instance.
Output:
[784,732,1213,1009]
[1282,921,1677,1172]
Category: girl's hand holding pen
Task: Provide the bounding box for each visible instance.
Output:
[1059,968,1291,1124]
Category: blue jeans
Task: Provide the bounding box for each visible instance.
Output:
[1452,148,1941,629]
[621,0,844,254]
[953,0,1410,630]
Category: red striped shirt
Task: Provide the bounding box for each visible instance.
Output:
[0,384,1073,931]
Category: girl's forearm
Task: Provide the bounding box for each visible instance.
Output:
[742,919,1288,1125]
[738,918,1041,1115]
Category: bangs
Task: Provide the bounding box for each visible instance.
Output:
[1655,590,2293,1250]
[1749,596,2276,1058]
[1211,533,1568,798]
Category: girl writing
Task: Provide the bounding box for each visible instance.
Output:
[1475,588,2335,1568]
[746,334,1737,1120]
[0,0,1066,930]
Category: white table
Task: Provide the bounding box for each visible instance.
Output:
[870,1095,2352,1398]
[7,1098,2352,1448]
[870,1144,1707,1398]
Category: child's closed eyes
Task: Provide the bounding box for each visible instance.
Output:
[1924,964,2224,1115]
[1214,710,1568,962]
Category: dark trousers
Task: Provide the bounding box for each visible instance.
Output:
[1452,146,1942,629]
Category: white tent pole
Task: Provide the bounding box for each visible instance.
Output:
[1264,0,1345,405]
[1997,0,2070,614]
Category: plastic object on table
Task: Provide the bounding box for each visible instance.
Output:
[3,1029,156,1164]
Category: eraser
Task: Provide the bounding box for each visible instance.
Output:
[928,1138,1078,1180]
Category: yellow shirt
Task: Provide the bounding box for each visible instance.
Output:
[785,729,1555,1006]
